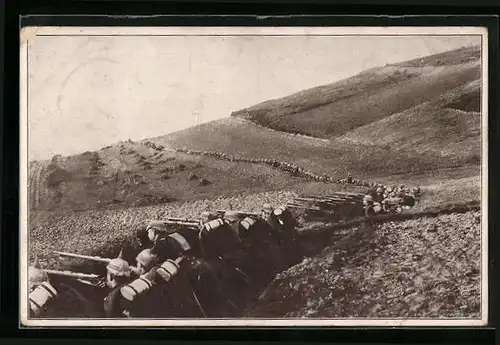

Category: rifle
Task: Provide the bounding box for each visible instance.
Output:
[43,269,106,288]
[151,218,202,228]
[43,269,101,280]
[216,210,260,217]
[163,218,201,228]
[53,251,112,264]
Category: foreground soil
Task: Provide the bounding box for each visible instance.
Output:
[244,211,482,318]
[29,190,298,269]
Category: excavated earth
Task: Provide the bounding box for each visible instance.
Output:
[29,189,482,319]
[244,211,481,318]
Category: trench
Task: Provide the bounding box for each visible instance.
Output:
[36,200,480,319]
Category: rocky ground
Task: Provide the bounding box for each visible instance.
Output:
[28,190,298,269]
[244,211,482,318]
[28,186,483,319]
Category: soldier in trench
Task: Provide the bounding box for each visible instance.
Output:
[147,223,202,263]
[103,251,133,318]
[200,211,255,306]
[263,204,303,266]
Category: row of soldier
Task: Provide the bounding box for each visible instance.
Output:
[29,203,303,318]
[175,147,390,188]
[363,184,421,215]
[143,140,165,151]
[142,140,413,192]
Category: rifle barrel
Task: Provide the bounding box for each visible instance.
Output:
[43,269,100,280]
[53,251,111,263]
[165,217,200,223]
[216,210,259,216]
[164,220,201,227]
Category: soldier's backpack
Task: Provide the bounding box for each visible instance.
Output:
[29,281,58,317]
[200,218,243,258]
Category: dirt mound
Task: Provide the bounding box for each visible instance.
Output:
[29,191,298,269]
[245,211,481,318]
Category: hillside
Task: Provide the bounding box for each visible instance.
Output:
[338,80,481,158]
[230,46,481,139]
[152,72,481,181]
[30,140,366,212]
[29,46,482,212]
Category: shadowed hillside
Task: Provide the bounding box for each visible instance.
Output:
[338,80,481,159]
[230,46,481,139]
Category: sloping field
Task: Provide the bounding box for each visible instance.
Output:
[245,211,481,318]
[231,46,480,139]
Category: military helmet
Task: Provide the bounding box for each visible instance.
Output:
[28,265,49,291]
[224,211,240,222]
[373,202,382,213]
[146,220,168,232]
[273,205,286,216]
[135,249,158,270]
[106,250,130,277]
[262,203,273,212]
[136,226,148,242]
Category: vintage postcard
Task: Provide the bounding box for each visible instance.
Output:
[20,26,488,327]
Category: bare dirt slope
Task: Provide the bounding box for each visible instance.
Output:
[245,211,481,318]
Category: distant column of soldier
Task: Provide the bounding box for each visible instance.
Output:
[28,202,303,319]
[172,147,421,194]
[139,142,423,199]
[362,184,421,216]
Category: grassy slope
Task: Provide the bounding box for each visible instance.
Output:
[231,46,480,139]
[152,111,479,184]
[338,80,481,158]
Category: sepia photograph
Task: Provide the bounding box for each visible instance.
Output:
[20,26,488,327]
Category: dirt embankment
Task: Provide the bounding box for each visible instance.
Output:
[29,190,298,269]
[245,211,481,318]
